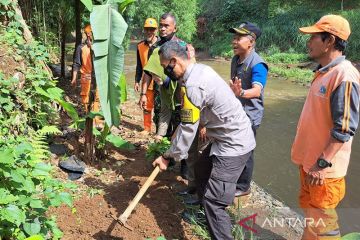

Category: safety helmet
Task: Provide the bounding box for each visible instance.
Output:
[84,25,92,34]
[144,18,158,28]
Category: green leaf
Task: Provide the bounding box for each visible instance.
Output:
[0,188,19,204]
[35,86,50,98]
[0,204,26,226]
[45,217,64,239]
[0,148,14,164]
[46,87,63,101]
[15,142,33,156]
[93,127,101,136]
[342,233,360,240]
[156,237,167,240]
[11,169,26,183]
[30,199,44,209]
[23,222,41,235]
[106,134,135,150]
[81,0,93,11]
[119,73,127,103]
[17,195,32,206]
[90,4,128,127]
[58,100,79,121]
[87,111,104,119]
[22,178,36,193]
[119,0,136,13]
[24,235,44,240]
[49,192,72,207]
[38,125,62,135]
[32,163,52,177]
[59,192,73,207]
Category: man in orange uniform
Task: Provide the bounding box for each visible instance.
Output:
[135,18,159,134]
[71,25,100,117]
[291,15,359,239]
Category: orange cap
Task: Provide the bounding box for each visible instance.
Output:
[144,18,158,28]
[84,25,92,34]
[299,15,351,40]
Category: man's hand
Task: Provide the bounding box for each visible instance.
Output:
[229,76,242,97]
[306,163,329,186]
[71,78,77,87]
[138,95,147,110]
[152,156,170,171]
[199,126,207,142]
[154,135,163,143]
[134,82,140,92]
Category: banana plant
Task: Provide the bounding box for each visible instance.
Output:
[80,0,133,127]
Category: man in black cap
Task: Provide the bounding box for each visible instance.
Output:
[229,22,269,197]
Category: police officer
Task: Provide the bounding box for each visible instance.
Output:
[152,41,256,240]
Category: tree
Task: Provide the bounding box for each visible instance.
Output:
[58,1,74,79]
[75,0,82,47]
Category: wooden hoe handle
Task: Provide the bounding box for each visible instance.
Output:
[119,166,161,224]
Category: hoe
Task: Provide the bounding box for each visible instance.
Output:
[112,166,161,230]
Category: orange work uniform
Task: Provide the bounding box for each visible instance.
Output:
[73,41,100,115]
[135,40,157,132]
[291,57,360,239]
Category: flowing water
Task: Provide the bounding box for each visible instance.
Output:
[124,48,360,233]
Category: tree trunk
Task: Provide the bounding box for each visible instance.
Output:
[60,21,67,80]
[84,49,96,164]
[75,0,82,48]
[42,0,47,44]
[84,116,95,164]
[13,0,33,43]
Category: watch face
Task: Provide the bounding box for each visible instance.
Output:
[318,159,328,168]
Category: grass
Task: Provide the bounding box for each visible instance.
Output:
[261,46,314,84]
[263,52,309,64]
[269,65,313,84]
[186,200,258,240]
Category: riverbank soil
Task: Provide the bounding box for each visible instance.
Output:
[49,76,197,240]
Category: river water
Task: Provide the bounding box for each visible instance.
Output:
[124,49,360,233]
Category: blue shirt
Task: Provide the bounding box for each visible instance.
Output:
[231,50,268,127]
[252,63,268,89]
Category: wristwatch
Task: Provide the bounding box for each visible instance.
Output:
[317,158,332,169]
[240,89,245,97]
[140,92,146,96]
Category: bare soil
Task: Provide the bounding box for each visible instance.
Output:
[49,78,200,240]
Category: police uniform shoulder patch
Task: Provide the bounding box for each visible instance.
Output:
[180,87,200,124]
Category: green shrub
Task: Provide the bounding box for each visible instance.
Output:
[0,23,76,240]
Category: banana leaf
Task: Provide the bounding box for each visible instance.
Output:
[90,4,128,127]
[119,73,127,103]
[80,0,93,11]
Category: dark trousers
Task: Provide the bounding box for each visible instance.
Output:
[236,125,258,191]
[195,144,251,240]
